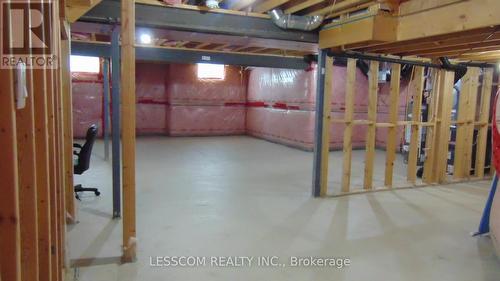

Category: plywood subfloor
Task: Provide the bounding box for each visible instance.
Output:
[67,136,499,281]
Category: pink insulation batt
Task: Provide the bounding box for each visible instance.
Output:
[136,63,168,134]
[168,105,246,136]
[246,107,367,150]
[72,72,103,138]
[165,64,247,136]
[167,64,246,105]
[247,65,369,112]
[246,65,372,150]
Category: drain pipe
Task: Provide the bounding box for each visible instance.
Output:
[269,9,323,31]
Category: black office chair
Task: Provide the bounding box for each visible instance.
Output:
[74,124,101,200]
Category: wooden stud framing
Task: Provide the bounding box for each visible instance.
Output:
[0,0,67,278]
[454,67,480,179]
[341,58,357,192]
[407,66,425,184]
[0,56,22,281]
[122,0,137,262]
[384,63,401,187]
[363,61,379,189]
[475,68,494,178]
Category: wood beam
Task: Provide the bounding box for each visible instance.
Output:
[121,0,137,262]
[285,0,323,14]
[66,0,102,23]
[398,0,500,42]
[230,0,257,10]
[254,0,289,13]
[308,0,372,16]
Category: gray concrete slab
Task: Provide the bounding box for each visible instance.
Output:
[67,136,499,281]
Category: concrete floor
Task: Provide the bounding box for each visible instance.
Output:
[67,136,499,281]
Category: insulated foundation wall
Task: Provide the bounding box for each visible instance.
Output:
[169,105,246,136]
[247,65,410,151]
[165,63,247,136]
[246,107,367,150]
[136,63,169,134]
[72,72,103,138]
[72,62,247,137]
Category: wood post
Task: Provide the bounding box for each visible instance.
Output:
[475,68,494,178]
[384,63,401,187]
[122,0,137,262]
[364,61,379,189]
[407,66,425,184]
[341,58,357,192]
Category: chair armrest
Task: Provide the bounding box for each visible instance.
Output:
[73,143,82,149]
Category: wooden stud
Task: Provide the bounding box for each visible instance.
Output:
[407,66,425,184]
[364,61,379,189]
[475,68,494,178]
[61,37,75,221]
[16,31,40,281]
[33,65,53,281]
[341,58,357,192]
[122,0,137,262]
[422,69,440,183]
[454,67,480,179]
[46,40,61,281]
[318,56,334,197]
[0,56,22,281]
[54,6,67,271]
[435,70,455,183]
[13,2,40,279]
[384,63,401,187]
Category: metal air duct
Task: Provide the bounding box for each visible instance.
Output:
[268,9,323,31]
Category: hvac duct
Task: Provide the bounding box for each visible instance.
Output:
[269,9,323,31]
